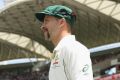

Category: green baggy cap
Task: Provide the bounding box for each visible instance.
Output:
[35,5,76,27]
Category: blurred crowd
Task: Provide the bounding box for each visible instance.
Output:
[0,70,48,80]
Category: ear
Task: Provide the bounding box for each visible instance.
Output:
[59,18,66,27]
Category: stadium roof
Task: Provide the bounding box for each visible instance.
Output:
[0,0,119,61]
[110,0,120,3]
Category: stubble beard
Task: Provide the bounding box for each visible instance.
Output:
[41,27,50,41]
[44,31,50,41]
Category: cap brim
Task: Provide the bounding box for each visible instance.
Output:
[35,12,46,22]
[35,11,52,22]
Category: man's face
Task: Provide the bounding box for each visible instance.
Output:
[41,15,61,41]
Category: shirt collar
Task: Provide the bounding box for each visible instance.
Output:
[53,35,76,52]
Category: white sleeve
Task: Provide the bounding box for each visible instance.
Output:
[63,44,93,80]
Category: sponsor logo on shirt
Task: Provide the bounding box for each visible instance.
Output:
[82,64,89,75]
[51,50,60,68]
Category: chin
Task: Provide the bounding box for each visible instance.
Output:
[44,36,50,41]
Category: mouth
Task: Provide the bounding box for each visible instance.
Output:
[41,27,50,40]
[42,27,48,32]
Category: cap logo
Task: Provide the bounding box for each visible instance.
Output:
[55,9,70,16]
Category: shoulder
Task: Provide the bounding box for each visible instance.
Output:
[63,40,89,52]
[61,40,90,57]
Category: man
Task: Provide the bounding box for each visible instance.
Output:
[35,5,93,80]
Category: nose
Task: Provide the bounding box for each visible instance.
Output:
[40,23,48,32]
[40,22,45,29]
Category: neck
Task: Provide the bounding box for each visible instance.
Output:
[52,31,71,47]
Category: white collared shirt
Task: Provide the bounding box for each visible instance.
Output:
[49,35,93,80]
